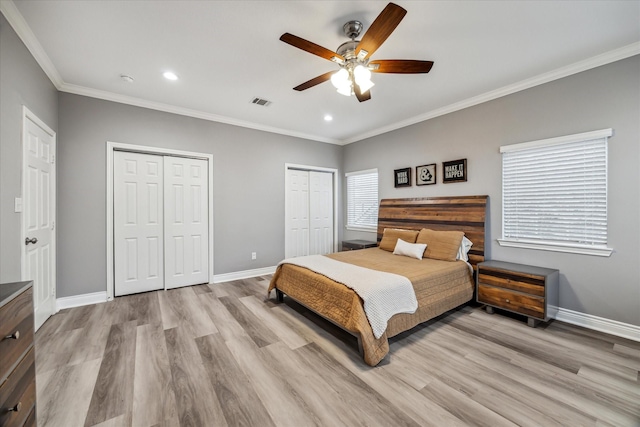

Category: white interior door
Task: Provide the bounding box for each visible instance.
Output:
[309,171,334,255]
[285,169,310,258]
[114,151,164,296]
[164,156,209,289]
[23,110,56,330]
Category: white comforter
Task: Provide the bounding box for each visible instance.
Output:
[278,255,418,339]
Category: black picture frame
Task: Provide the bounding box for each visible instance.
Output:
[394,167,411,187]
[442,158,467,183]
[416,164,436,186]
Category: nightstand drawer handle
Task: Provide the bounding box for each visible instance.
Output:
[505,299,510,303]
[4,330,19,340]
[8,401,22,412]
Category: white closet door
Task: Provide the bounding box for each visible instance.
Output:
[285,169,310,258]
[114,152,164,296]
[309,171,334,255]
[164,156,209,289]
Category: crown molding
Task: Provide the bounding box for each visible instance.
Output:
[1,0,63,88]
[58,83,341,144]
[343,42,640,145]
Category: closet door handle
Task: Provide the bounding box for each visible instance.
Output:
[25,237,38,245]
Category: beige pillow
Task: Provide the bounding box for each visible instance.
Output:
[416,229,465,261]
[379,228,419,252]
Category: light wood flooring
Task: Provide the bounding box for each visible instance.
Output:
[35,276,640,427]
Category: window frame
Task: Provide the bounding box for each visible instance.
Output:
[345,168,379,232]
[498,129,613,257]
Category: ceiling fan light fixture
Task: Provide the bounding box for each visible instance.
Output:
[353,65,374,93]
[357,79,375,94]
[353,65,371,82]
[336,83,353,97]
[330,68,349,89]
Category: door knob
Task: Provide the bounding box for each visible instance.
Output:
[25,237,37,245]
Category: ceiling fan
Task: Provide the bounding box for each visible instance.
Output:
[280,2,434,102]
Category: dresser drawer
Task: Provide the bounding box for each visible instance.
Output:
[23,407,36,427]
[0,287,34,381]
[478,271,545,297]
[0,347,36,427]
[477,284,545,319]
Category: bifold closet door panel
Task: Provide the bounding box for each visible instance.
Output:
[285,169,310,258]
[114,151,165,296]
[309,171,333,256]
[164,156,209,289]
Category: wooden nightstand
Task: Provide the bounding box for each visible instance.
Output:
[476,260,558,327]
[341,239,377,251]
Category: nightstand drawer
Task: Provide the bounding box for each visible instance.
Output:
[478,284,545,319]
[478,272,545,297]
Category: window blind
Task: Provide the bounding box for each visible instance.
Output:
[501,129,611,254]
[346,169,378,230]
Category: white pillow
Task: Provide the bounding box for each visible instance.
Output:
[393,238,428,260]
[456,236,473,261]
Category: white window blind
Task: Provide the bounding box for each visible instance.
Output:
[499,129,613,256]
[346,169,378,231]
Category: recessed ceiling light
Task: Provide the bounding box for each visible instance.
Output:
[324,115,333,122]
[163,71,178,81]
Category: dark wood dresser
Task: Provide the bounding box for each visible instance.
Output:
[341,239,377,251]
[0,281,36,427]
[476,261,559,327]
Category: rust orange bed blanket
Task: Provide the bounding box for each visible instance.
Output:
[268,247,474,366]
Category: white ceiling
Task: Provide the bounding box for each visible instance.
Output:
[4,0,640,144]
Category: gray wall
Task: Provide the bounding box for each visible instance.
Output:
[344,56,640,326]
[57,93,343,298]
[0,13,58,282]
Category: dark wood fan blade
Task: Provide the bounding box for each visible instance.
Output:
[354,84,372,102]
[280,33,345,63]
[293,71,335,91]
[369,60,434,74]
[355,3,407,60]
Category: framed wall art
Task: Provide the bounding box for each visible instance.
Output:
[443,158,467,183]
[416,164,436,186]
[394,167,411,187]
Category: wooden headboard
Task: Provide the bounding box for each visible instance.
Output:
[377,196,488,268]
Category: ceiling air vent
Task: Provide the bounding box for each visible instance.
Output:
[251,97,272,107]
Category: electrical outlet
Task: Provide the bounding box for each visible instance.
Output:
[251,252,257,260]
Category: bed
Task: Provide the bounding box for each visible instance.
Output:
[268,196,488,366]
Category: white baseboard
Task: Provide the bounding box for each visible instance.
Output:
[56,291,108,311]
[54,267,276,311]
[213,266,276,284]
[551,306,640,342]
